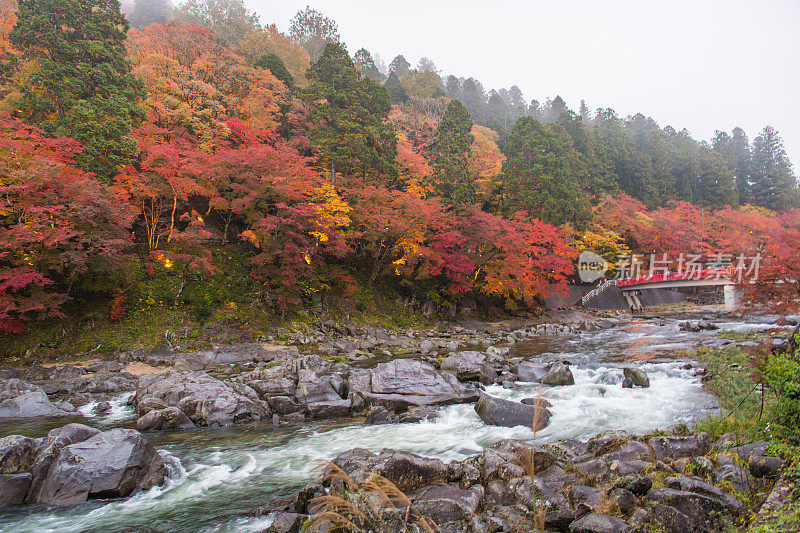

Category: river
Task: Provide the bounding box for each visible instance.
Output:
[0,314,785,532]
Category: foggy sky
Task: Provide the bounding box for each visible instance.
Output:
[249,0,800,170]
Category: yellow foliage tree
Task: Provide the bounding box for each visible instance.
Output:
[239,25,310,86]
[469,125,505,201]
[311,182,352,243]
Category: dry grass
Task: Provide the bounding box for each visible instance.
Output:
[305,462,439,533]
[519,389,549,533]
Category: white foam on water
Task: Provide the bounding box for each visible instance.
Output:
[77,392,135,426]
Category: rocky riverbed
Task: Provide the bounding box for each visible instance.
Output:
[0,311,794,532]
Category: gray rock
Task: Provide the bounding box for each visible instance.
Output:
[570,485,604,510]
[569,512,632,532]
[294,381,341,404]
[267,396,303,415]
[136,407,195,432]
[420,339,435,354]
[331,448,447,492]
[749,455,784,478]
[648,433,711,460]
[730,441,770,461]
[474,395,550,430]
[440,351,496,384]
[0,473,31,508]
[649,502,696,533]
[36,429,166,505]
[305,399,351,420]
[364,360,479,412]
[364,405,395,425]
[542,362,575,386]
[664,476,740,509]
[413,483,481,523]
[603,440,654,462]
[514,362,549,383]
[622,367,650,388]
[612,474,652,496]
[371,359,461,396]
[622,378,633,388]
[608,487,638,513]
[47,424,101,445]
[0,378,42,400]
[0,391,74,418]
[644,488,737,529]
[266,512,307,533]
[251,378,295,398]
[545,509,576,531]
[0,435,40,474]
[135,371,268,427]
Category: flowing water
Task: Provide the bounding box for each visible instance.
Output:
[0,315,786,532]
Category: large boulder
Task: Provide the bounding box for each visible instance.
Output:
[135,370,268,427]
[440,351,496,384]
[36,429,166,505]
[541,362,575,386]
[364,360,479,412]
[474,395,550,430]
[0,391,74,418]
[514,362,549,383]
[648,433,711,461]
[26,424,103,502]
[331,448,447,492]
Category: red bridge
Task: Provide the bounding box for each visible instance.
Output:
[582,267,741,311]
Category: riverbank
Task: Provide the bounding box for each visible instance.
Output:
[0,309,796,532]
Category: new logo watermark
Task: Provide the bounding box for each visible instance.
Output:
[578,251,610,283]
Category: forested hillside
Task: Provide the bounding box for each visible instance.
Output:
[0,0,798,348]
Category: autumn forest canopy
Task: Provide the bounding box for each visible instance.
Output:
[0,0,798,336]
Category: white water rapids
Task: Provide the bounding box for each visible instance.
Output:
[0,316,786,532]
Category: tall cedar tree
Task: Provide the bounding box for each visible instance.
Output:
[305,43,397,182]
[502,116,591,226]
[254,53,294,90]
[429,99,475,204]
[750,126,799,210]
[384,72,408,105]
[11,0,145,182]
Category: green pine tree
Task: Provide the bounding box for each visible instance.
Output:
[429,99,475,204]
[304,43,397,182]
[11,0,145,182]
[697,146,738,209]
[254,53,294,90]
[383,72,408,105]
[502,116,591,226]
[751,126,799,210]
